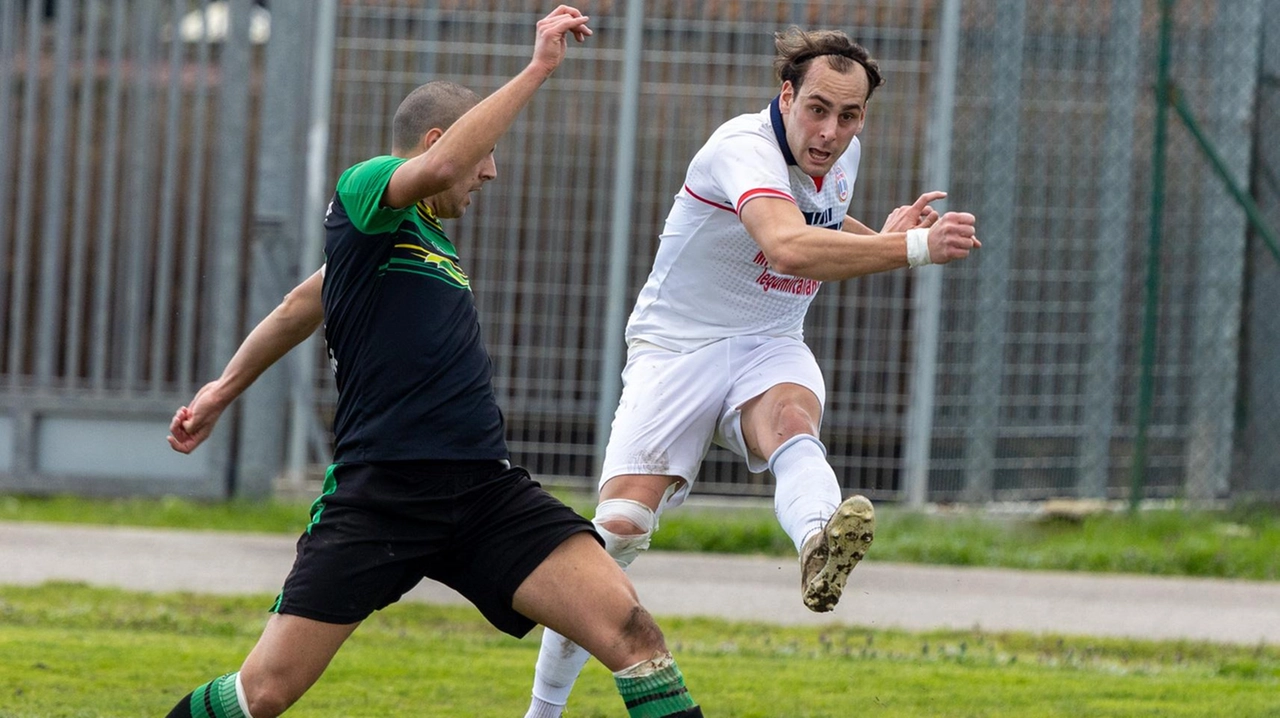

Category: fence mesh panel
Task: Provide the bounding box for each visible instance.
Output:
[927,0,1263,502]
[1,0,1276,501]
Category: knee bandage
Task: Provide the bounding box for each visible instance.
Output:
[592,499,657,569]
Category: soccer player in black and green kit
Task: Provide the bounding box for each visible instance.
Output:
[163,7,701,718]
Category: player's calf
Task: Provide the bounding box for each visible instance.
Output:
[526,499,661,718]
[601,602,700,717]
[579,600,700,717]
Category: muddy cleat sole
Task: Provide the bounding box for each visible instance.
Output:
[800,495,875,613]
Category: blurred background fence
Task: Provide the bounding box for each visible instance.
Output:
[1,0,1277,505]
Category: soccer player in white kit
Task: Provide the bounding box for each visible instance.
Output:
[524,27,981,718]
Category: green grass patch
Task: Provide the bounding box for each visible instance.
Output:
[651,501,1280,581]
[0,493,313,534]
[3,493,1280,580]
[873,505,1280,581]
[1,583,1277,717]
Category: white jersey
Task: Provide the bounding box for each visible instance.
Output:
[625,99,860,352]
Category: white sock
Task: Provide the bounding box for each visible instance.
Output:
[525,627,592,718]
[769,434,842,552]
[524,695,568,718]
[234,672,255,718]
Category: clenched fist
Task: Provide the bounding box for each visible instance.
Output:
[927,211,980,264]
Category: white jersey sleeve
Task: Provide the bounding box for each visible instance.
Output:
[625,104,859,352]
[690,122,795,213]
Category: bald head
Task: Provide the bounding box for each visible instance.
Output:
[392,81,481,156]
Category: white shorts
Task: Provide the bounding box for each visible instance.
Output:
[600,335,826,508]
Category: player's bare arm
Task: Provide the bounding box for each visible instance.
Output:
[840,214,877,235]
[381,6,592,209]
[167,268,325,454]
[741,195,979,281]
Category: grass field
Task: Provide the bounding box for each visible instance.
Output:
[2,583,1277,718]
[2,496,1278,715]
[3,493,1279,580]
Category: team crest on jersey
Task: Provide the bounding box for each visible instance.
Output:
[834,166,849,202]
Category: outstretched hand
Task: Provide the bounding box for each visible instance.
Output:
[530,5,593,75]
[167,382,228,454]
[882,191,946,233]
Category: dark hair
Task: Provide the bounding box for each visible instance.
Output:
[391,81,481,155]
[773,27,884,101]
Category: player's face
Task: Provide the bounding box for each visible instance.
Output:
[778,59,869,177]
[433,151,497,219]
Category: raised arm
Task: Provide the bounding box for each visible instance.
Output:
[167,268,325,454]
[741,195,979,282]
[381,6,593,209]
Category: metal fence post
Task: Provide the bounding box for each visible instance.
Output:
[593,0,645,480]
[238,0,308,498]
[0,0,16,380]
[120,0,161,389]
[904,0,961,508]
[63,0,104,384]
[149,0,194,396]
[1077,0,1142,498]
[1183,0,1263,501]
[209,0,255,495]
[1130,0,1174,510]
[6,2,43,387]
[1241,0,1280,497]
[89,0,128,392]
[287,0,339,487]
[963,0,1026,503]
[34,0,73,388]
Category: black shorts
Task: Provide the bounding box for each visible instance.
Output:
[272,460,599,637]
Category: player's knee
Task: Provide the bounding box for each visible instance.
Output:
[762,383,819,426]
[775,401,819,436]
[244,689,287,718]
[619,604,667,659]
[242,671,303,718]
[593,499,656,570]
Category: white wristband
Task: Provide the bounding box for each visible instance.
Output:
[906,227,932,268]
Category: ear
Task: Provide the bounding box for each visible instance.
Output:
[778,80,796,113]
[419,127,446,152]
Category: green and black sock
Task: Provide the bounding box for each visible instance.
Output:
[613,655,699,718]
[165,671,250,718]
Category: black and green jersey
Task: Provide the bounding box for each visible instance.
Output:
[321,155,507,463]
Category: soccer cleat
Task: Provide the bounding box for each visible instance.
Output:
[799,494,875,613]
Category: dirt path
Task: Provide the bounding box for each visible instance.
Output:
[3,521,1276,645]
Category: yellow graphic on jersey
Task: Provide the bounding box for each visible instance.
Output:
[385,243,470,289]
